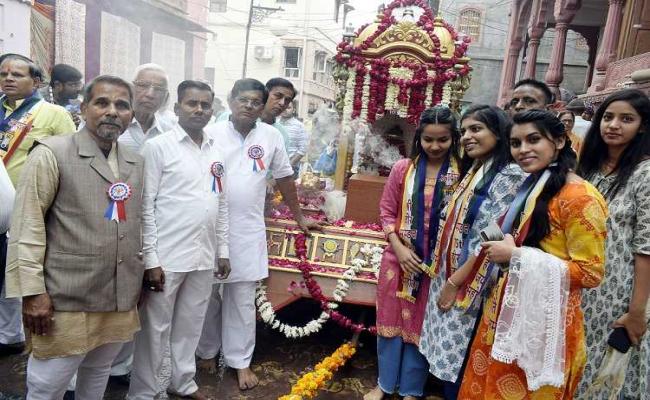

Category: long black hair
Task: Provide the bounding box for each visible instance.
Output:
[511,110,577,247]
[577,89,650,199]
[459,105,512,177]
[410,105,461,162]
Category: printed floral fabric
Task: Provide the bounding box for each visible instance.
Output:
[458,181,607,399]
[419,163,527,382]
[577,159,650,400]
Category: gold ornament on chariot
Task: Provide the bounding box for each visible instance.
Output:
[322,239,340,255]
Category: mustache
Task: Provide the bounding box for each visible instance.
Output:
[97,119,122,128]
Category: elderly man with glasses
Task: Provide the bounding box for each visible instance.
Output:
[117,64,175,154]
[197,78,320,390]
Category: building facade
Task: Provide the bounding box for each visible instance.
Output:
[497,0,650,106]
[29,0,209,99]
[205,0,344,119]
[439,0,590,105]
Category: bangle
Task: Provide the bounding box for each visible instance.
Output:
[447,277,459,288]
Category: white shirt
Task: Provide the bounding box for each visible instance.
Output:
[0,161,15,233]
[572,116,591,138]
[118,112,175,154]
[142,124,229,273]
[280,117,309,158]
[206,120,293,282]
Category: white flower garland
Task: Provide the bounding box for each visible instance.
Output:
[441,82,452,106]
[385,67,413,114]
[360,72,370,121]
[385,82,398,113]
[342,69,357,123]
[425,70,436,107]
[256,243,384,338]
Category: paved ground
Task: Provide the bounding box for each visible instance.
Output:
[0,300,444,399]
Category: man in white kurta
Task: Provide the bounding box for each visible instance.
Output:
[198,78,318,390]
[128,81,229,400]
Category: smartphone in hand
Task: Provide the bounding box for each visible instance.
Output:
[608,327,632,353]
[480,221,505,242]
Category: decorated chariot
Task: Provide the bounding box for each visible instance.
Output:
[260,0,472,336]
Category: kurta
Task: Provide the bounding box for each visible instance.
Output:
[458,181,607,400]
[419,163,528,382]
[577,159,650,400]
[205,120,293,283]
[376,158,454,344]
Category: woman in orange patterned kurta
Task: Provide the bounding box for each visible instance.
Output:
[458,110,607,399]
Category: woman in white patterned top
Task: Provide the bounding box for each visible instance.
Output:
[576,89,650,400]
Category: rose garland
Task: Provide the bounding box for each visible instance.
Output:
[278,342,357,400]
[256,242,383,338]
[295,234,378,335]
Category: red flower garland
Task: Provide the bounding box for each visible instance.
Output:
[335,0,472,123]
[294,234,377,336]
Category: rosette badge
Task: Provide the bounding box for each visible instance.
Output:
[211,161,224,193]
[248,144,265,171]
[104,182,132,222]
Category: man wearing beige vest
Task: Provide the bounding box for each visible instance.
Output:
[4,75,145,400]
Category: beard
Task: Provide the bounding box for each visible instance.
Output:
[95,123,123,142]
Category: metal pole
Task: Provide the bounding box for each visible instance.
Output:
[242,0,254,78]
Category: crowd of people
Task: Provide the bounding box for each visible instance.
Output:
[0,51,647,400]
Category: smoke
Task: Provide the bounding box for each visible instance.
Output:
[350,119,402,175]
[307,104,340,162]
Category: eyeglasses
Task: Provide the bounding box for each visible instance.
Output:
[133,80,167,94]
[235,96,264,108]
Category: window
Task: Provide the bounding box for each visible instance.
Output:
[209,0,227,13]
[312,51,326,82]
[284,47,302,78]
[458,8,481,42]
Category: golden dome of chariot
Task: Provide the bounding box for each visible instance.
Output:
[352,14,459,61]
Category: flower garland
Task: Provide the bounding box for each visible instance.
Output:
[256,284,332,339]
[257,240,383,338]
[335,0,472,122]
[441,82,452,106]
[295,234,378,335]
[360,72,371,121]
[279,342,357,400]
[342,69,356,123]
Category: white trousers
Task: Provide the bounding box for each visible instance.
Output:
[110,341,134,375]
[0,290,24,345]
[128,270,212,400]
[196,281,257,369]
[26,341,123,400]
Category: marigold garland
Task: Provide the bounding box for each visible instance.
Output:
[278,342,357,400]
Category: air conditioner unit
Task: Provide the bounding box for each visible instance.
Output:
[253,46,273,60]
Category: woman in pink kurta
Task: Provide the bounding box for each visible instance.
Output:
[365,106,461,400]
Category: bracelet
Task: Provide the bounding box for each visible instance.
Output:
[447,277,460,288]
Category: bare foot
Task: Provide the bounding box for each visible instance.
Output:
[167,389,213,400]
[236,367,259,390]
[363,386,385,400]
[196,357,217,375]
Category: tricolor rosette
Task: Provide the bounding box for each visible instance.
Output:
[104,182,132,222]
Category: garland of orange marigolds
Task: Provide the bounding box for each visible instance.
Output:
[279,342,357,399]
